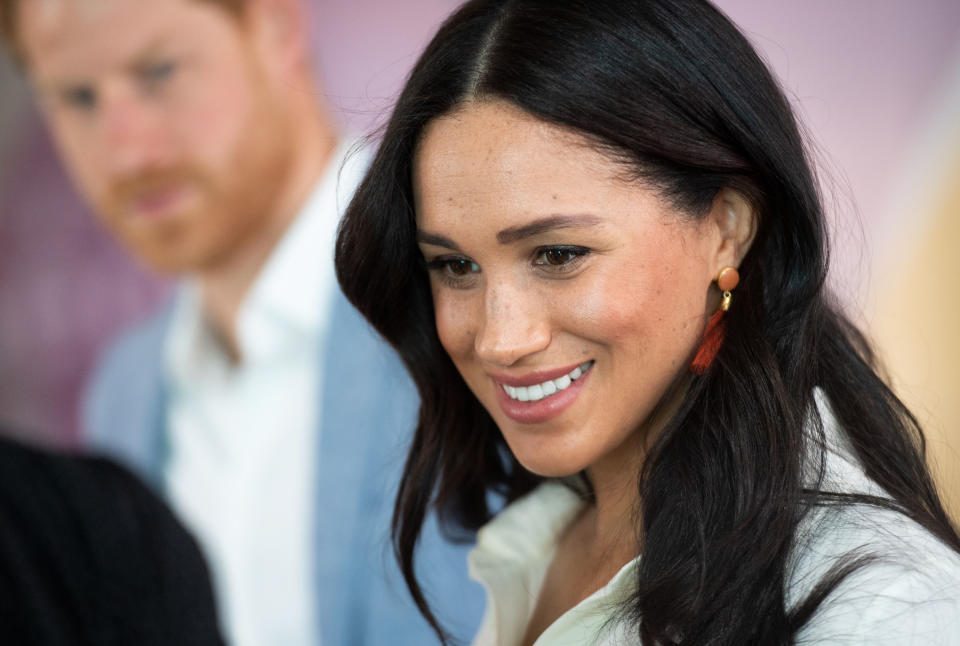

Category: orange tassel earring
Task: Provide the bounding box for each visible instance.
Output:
[690,266,739,375]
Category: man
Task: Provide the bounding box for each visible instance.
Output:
[0,1,484,644]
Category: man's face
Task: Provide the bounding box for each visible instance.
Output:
[19,0,295,273]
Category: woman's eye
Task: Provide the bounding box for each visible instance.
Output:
[445,258,480,276]
[533,246,590,271]
[425,256,481,287]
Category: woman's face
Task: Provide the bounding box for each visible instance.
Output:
[414,100,721,478]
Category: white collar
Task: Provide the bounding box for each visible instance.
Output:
[240,137,366,339]
[468,481,639,645]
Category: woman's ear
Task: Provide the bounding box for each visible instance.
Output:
[708,188,757,271]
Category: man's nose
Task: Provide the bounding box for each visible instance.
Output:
[474,281,551,367]
[98,87,171,176]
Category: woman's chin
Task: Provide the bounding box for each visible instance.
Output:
[509,446,590,479]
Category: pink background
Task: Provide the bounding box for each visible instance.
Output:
[1,1,959,445]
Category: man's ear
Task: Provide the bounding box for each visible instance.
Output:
[707,187,757,272]
[245,0,310,77]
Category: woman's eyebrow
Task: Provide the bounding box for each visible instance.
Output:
[496,214,602,244]
[416,214,602,250]
[416,231,462,251]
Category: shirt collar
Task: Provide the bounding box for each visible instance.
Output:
[239,138,368,346]
[468,481,639,644]
[165,281,214,385]
[471,481,585,569]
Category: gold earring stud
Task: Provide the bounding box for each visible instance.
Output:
[716,266,739,312]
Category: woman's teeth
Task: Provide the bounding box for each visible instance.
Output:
[502,361,593,402]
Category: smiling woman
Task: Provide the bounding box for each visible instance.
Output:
[413,102,748,479]
[335,0,960,644]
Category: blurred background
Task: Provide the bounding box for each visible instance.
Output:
[1,0,958,512]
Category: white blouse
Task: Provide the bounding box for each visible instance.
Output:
[468,393,960,645]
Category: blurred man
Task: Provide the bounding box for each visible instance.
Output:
[0,1,484,644]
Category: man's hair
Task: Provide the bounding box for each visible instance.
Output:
[0,0,246,65]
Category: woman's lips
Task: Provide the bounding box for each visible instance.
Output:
[492,360,592,388]
[492,360,593,424]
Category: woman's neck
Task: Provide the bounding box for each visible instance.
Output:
[582,369,695,556]
[521,372,695,645]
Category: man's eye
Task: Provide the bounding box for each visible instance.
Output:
[61,85,97,110]
[141,60,177,84]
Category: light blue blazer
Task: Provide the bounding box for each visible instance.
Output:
[81,288,485,644]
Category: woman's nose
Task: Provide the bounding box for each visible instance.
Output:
[474,283,551,367]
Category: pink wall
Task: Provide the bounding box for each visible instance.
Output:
[0,119,167,445]
[308,0,459,133]
[715,0,960,303]
[1,1,958,445]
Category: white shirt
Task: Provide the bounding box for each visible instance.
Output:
[163,140,368,646]
[468,392,960,645]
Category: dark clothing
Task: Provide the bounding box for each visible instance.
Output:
[0,435,224,646]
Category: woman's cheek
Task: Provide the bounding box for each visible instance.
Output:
[433,293,477,359]
[569,254,705,374]
[571,266,660,342]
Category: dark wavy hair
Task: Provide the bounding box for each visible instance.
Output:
[335,0,960,643]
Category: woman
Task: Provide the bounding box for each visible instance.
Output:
[335,0,960,644]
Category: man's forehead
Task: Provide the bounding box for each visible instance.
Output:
[22,0,138,36]
[20,0,214,79]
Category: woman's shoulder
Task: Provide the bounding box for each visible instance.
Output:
[789,393,960,643]
[790,495,960,589]
[791,505,960,644]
